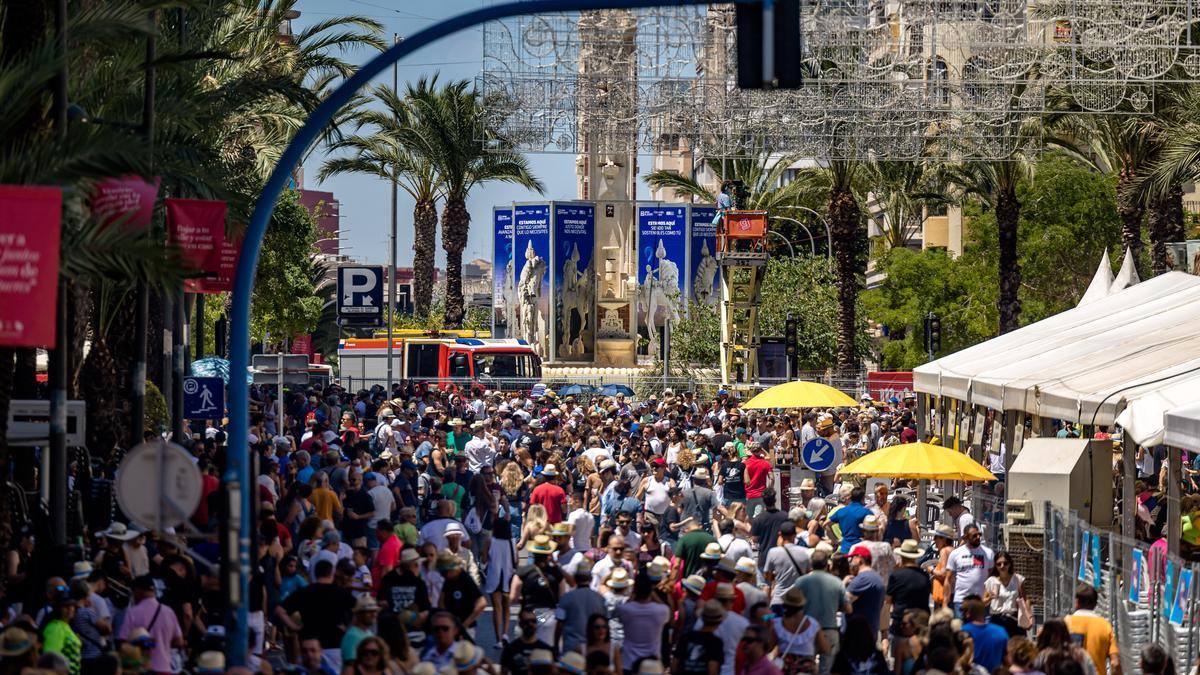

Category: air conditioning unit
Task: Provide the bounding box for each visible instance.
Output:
[1006,499,1034,525]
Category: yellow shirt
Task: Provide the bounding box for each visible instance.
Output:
[311,487,342,523]
[1065,610,1117,675]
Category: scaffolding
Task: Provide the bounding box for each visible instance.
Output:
[716,210,770,386]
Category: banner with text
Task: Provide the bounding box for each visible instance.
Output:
[551,202,596,362]
[193,229,242,294]
[866,371,915,403]
[0,186,62,347]
[512,203,551,358]
[166,198,228,293]
[91,176,159,232]
[688,205,719,308]
[491,207,514,337]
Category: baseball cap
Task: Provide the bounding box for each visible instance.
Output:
[848,544,873,562]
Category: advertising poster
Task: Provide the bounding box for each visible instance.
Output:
[1164,559,1176,619]
[1171,568,1193,625]
[192,229,242,294]
[689,205,720,307]
[1091,530,1103,589]
[0,186,62,347]
[166,198,228,293]
[1130,548,1144,603]
[551,202,595,362]
[637,205,687,357]
[491,207,514,336]
[1078,531,1090,583]
[91,176,159,232]
[512,203,551,358]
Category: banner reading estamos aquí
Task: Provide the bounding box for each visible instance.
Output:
[491,207,514,336]
[689,205,719,308]
[165,198,228,293]
[637,205,687,328]
[551,202,595,361]
[0,185,62,348]
[512,203,551,358]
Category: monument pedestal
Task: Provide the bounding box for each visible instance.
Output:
[596,338,637,366]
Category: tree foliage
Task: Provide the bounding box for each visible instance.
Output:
[668,256,868,372]
[250,190,325,345]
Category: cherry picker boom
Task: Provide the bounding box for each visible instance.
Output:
[715,209,770,388]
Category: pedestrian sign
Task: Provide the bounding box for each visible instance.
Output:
[801,437,836,473]
[182,376,224,419]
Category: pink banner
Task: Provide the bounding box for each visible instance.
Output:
[91,176,159,232]
[866,371,915,403]
[291,334,313,357]
[192,230,242,294]
[166,198,227,293]
[0,186,63,347]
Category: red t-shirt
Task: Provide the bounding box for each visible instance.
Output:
[529,482,567,523]
[372,534,402,590]
[700,580,746,614]
[193,474,220,525]
[744,456,772,499]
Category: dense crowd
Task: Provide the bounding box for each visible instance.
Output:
[0,383,1144,675]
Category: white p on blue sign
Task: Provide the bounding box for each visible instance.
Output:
[337,265,384,325]
[801,438,836,473]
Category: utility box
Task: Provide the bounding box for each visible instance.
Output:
[1007,438,1112,528]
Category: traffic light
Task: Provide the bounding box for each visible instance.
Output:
[784,316,798,357]
[923,313,941,355]
[736,0,803,90]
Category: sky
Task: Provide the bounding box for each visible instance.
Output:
[294,0,653,268]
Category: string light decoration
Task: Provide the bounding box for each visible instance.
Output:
[481,1,1200,159]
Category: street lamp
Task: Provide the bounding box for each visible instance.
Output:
[766,228,798,257]
[780,205,833,257]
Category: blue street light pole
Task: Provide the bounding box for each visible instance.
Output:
[225,0,756,664]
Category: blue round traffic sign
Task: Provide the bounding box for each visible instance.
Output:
[801,438,836,472]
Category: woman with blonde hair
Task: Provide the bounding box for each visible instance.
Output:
[674,446,697,490]
[725,501,753,539]
[516,503,548,551]
[343,634,397,674]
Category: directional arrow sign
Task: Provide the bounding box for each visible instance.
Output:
[801,437,837,473]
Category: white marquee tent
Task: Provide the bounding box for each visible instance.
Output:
[1165,403,1200,450]
[914,271,1200,448]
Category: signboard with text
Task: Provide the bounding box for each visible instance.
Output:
[513,203,552,358]
[866,371,915,403]
[491,207,514,336]
[551,202,596,361]
[166,198,228,293]
[0,186,63,347]
[91,176,159,232]
[689,205,719,307]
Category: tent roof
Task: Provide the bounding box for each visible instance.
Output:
[1165,402,1200,451]
[914,271,1200,439]
[1009,438,1089,475]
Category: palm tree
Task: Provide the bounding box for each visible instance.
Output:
[403,78,544,327]
[941,159,1033,334]
[862,159,950,252]
[321,83,443,317]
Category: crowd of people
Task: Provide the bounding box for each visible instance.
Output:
[0,383,1140,675]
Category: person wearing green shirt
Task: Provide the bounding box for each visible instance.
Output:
[441,473,468,519]
[734,428,748,458]
[676,519,719,577]
[394,506,420,547]
[447,418,468,456]
[341,596,380,665]
[42,590,82,675]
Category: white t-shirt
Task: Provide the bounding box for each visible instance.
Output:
[718,533,752,564]
[367,484,395,528]
[567,508,594,552]
[947,544,994,602]
[583,446,612,467]
[462,436,495,472]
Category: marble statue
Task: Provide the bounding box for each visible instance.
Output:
[517,240,547,355]
[641,238,682,358]
[693,238,719,305]
[558,243,594,358]
[502,256,517,333]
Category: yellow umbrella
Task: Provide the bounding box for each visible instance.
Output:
[838,442,997,482]
[741,381,859,409]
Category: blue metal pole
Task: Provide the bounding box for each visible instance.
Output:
[225,0,748,664]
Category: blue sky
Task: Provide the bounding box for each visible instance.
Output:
[295,0,646,268]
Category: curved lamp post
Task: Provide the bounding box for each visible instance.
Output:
[225,0,735,664]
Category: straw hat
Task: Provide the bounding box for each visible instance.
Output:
[541,463,559,477]
[606,567,631,589]
[72,561,94,579]
[693,467,710,481]
[411,663,437,675]
[0,628,33,657]
[782,586,808,608]
[681,574,706,595]
[195,651,226,673]
[714,582,736,600]
[453,641,482,670]
[436,551,462,571]
[799,478,816,490]
[401,548,421,564]
[716,556,738,574]
[897,539,923,560]
[526,534,557,555]
[559,651,587,675]
[700,542,724,560]
[861,515,882,531]
[354,596,381,613]
[735,557,757,575]
[529,649,555,666]
[637,659,666,674]
[550,522,573,537]
[103,522,139,541]
[929,523,957,540]
[449,418,465,427]
[701,598,727,623]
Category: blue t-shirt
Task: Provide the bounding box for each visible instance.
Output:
[829,502,871,553]
[962,621,1009,670]
[846,569,885,636]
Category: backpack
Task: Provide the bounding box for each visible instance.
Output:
[368,425,382,454]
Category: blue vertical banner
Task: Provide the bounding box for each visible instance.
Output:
[1078,531,1090,583]
[637,205,688,357]
[1091,531,1103,589]
[1164,559,1176,619]
[551,202,596,362]
[513,203,551,358]
[491,207,514,337]
[1171,568,1193,625]
[689,205,720,308]
[1130,548,1144,604]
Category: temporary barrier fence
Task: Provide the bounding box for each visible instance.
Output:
[1037,503,1200,675]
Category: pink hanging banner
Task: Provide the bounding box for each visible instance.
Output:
[91,176,160,232]
[0,185,63,347]
[192,229,242,294]
[166,198,227,293]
